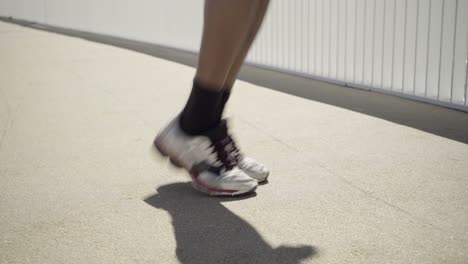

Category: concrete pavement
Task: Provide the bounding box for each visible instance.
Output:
[1,21,467,264]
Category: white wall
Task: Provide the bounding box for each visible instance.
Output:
[1,0,467,111]
[0,0,204,51]
[0,0,46,22]
[248,0,468,110]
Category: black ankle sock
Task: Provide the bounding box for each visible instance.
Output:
[180,81,224,135]
[215,89,231,121]
[221,90,231,108]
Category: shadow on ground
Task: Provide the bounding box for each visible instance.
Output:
[144,182,317,264]
[3,17,467,144]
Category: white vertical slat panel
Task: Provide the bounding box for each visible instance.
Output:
[302,0,308,73]
[277,0,283,68]
[262,1,269,66]
[276,0,282,68]
[439,0,458,102]
[403,0,418,94]
[337,0,347,81]
[286,0,293,70]
[267,1,275,67]
[426,0,444,98]
[414,0,431,96]
[393,0,407,92]
[372,0,385,88]
[289,1,295,71]
[382,0,396,90]
[289,0,297,71]
[363,0,375,86]
[278,0,285,68]
[452,0,468,105]
[265,2,271,66]
[345,0,357,83]
[261,6,268,66]
[274,0,281,67]
[315,0,324,76]
[354,0,366,84]
[302,0,309,74]
[308,0,316,75]
[323,0,331,78]
[269,0,276,67]
[295,0,302,73]
[283,0,289,68]
[262,2,271,65]
[329,0,338,79]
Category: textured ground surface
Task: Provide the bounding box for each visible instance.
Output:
[1,21,467,264]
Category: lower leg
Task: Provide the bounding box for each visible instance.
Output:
[181,0,263,135]
[195,0,262,90]
[216,0,270,121]
[224,0,270,90]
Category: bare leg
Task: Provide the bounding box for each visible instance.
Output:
[181,0,267,134]
[223,0,270,90]
[195,0,263,90]
[155,0,271,196]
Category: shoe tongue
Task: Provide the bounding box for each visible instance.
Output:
[202,120,228,142]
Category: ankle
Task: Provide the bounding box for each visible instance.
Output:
[179,80,224,135]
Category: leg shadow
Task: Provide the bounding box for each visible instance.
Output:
[144,182,317,264]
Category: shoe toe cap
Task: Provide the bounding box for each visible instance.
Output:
[239,157,270,182]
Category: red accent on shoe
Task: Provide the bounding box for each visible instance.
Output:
[190,172,239,194]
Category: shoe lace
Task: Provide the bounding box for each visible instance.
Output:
[212,135,242,171]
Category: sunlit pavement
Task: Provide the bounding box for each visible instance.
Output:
[1,21,467,264]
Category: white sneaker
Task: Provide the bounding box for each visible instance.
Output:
[154,117,258,196]
[218,134,270,183]
[238,156,269,182]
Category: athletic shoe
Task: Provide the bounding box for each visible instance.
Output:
[238,156,269,182]
[215,133,269,182]
[154,117,258,196]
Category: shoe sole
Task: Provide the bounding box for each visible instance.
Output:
[258,175,269,184]
[153,137,257,197]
